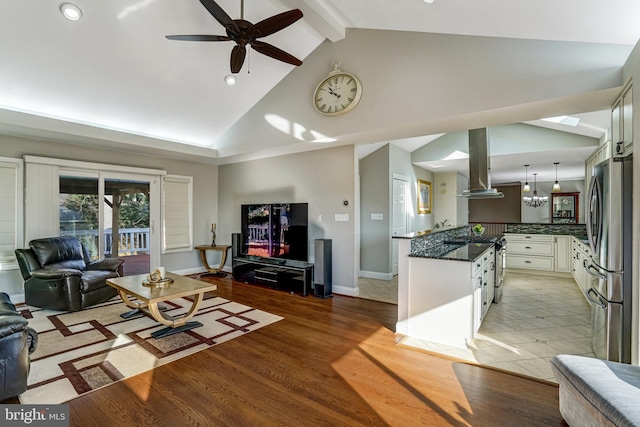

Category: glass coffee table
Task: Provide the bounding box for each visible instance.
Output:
[106,272,217,338]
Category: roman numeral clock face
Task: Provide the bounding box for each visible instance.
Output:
[313,72,362,116]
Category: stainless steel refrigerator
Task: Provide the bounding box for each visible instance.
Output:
[585,154,633,364]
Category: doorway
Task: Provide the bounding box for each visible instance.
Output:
[392,175,409,275]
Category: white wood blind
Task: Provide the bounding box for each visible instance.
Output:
[0,158,23,269]
[162,175,193,253]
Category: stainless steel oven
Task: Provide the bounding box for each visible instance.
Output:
[494,237,507,303]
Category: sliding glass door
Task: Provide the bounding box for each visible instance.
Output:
[59,172,156,276]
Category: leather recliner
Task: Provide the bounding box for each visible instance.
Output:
[0,292,37,401]
[15,236,125,312]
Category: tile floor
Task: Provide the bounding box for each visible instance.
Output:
[358,270,595,383]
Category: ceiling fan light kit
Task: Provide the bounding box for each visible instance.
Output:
[224,74,237,85]
[166,0,304,74]
[59,3,82,21]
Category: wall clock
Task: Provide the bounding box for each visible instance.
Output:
[313,67,362,116]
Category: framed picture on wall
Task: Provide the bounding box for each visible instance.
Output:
[417,179,432,214]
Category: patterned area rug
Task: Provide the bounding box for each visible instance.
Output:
[18,295,283,404]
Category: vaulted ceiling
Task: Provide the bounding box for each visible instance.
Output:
[1,0,639,182]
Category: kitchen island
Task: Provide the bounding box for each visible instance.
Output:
[395,226,497,349]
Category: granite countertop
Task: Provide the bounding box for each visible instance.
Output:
[410,242,494,262]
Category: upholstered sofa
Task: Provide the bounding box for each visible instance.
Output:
[15,236,124,312]
[0,292,37,401]
[551,354,640,427]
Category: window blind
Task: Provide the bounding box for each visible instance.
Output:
[0,159,23,269]
[162,175,193,253]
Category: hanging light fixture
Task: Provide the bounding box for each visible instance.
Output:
[552,162,561,192]
[522,164,531,192]
[523,173,548,208]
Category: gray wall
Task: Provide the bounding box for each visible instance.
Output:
[359,143,434,276]
[0,136,219,297]
[360,145,390,274]
[521,179,585,223]
[215,29,627,159]
[218,145,357,295]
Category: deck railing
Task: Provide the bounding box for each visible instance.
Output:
[63,228,150,256]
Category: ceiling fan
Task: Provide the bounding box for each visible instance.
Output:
[166,0,303,74]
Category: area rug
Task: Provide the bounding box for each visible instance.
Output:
[18,295,283,404]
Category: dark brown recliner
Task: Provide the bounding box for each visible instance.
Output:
[0,292,37,401]
[15,236,124,312]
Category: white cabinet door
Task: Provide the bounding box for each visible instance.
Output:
[555,236,571,273]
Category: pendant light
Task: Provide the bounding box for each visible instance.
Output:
[522,164,531,192]
[523,173,548,208]
[552,162,561,192]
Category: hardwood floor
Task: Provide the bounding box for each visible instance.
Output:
[25,275,567,426]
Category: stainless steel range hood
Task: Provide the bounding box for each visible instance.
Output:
[457,128,504,199]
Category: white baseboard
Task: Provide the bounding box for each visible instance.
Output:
[332,284,359,297]
[396,320,408,336]
[9,293,25,304]
[359,270,394,280]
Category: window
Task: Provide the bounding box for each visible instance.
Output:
[162,175,193,253]
[0,157,23,270]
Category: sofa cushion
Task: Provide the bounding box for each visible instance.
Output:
[551,354,640,427]
[80,270,119,293]
[30,237,86,270]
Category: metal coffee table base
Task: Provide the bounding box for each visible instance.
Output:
[151,321,203,339]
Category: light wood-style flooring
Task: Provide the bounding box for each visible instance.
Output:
[11,275,567,426]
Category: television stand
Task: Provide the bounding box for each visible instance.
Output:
[232,256,314,296]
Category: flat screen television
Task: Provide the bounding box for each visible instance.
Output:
[240,203,308,261]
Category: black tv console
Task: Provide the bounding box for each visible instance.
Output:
[232,256,314,296]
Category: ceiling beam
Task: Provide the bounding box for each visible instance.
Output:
[276,0,349,42]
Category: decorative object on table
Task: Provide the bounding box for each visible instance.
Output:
[472,224,485,236]
[17,295,283,405]
[143,268,174,287]
[417,179,432,214]
[211,223,217,247]
[522,173,548,208]
[313,61,363,116]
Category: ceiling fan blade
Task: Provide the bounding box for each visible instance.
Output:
[253,9,303,38]
[251,41,302,66]
[230,45,247,73]
[198,0,233,26]
[166,35,231,42]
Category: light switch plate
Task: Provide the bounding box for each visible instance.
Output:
[371,213,383,220]
[335,213,349,222]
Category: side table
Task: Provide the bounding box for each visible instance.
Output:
[195,245,232,277]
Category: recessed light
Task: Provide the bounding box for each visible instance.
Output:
[60,3,82,21]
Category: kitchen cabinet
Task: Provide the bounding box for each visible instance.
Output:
[407,245,495,348]
[612,84,633,158]
[555,235,572,273]
[506,234,555,271]
[506,233,572,274]
[571,237,592,300]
